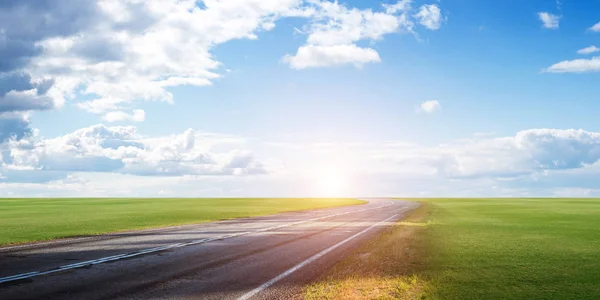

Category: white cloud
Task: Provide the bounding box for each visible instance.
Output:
[304,2,407,46]
[1,90,54,113]
[265,128,600,183]
[419,100,441,113]
[545,56,600,73]
[76,97,126,114]
[283,44,381,69]
[0,112,33,142]
[5,0,307,120]
[4,126,600,197]
[283,0,443,69]
[0,73,55,113]
[383,0,413,14]
[353,128,600,185]
[102,109,146,123]
[538,12,561,29]
[0,73,56,140]
[0,0,447,120]
[2,124,268,177]
[415,4,443,30]
[589,21,600,32]
[577,46,600,55]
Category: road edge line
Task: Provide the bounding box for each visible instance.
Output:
[236,213,399,300]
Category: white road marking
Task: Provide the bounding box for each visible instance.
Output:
[0,202,400,284]
[236,213,399,300]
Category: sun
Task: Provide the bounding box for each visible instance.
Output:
[316,166,347,197]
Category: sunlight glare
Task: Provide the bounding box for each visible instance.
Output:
[316,166,347,197]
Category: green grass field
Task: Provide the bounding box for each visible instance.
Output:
[424,198,600,299]
[303,198,600,300]
[0,198,365,246]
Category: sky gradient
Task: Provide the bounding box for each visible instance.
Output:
[2,0,600,197]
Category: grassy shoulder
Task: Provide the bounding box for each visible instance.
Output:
[0,198,365,246]
[302,198,600,300]
[302,202,431,300]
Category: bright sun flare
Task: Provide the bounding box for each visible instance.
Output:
[316,167,347,197]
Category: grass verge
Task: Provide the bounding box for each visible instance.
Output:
[302,198,600,299]
[302,202,431,300]
[0,198,365,246]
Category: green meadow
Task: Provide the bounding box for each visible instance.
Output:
[424,198,600,299]
[0,198,365,246]
[304,198,600,299]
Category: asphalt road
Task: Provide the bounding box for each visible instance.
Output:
[0,199,418,300]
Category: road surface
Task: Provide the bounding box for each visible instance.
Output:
[0,199,418,300]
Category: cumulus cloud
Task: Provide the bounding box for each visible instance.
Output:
[0,0,447,128]
[22,126,600,186]
[383,0,412,14]
[102,109,146,123]
[371,128,600,179]
[538,12,561,29]
[283,0,443,69]
[0,0,100,73]
[40,0,293,107]
[283,44,381,69]
[4,126,600,196]
[415,4,443,30]
[589,21,600,32]
[0,0,308,121]
[0,113,31,142]
[270,128,600,183]
[513,129,600,169]
[304,2,409,46]
[0,73,56,141]
[1,124,268,177]
[418,100,441,113]
[0,90,54,113]
[263,128,600,197]
[0,73,55,113]
[545,57,600,73]
[577,46,600,55]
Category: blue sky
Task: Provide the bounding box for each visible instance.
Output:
[2,0,600,197]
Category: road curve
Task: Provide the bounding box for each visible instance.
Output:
[0,198,418,300]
